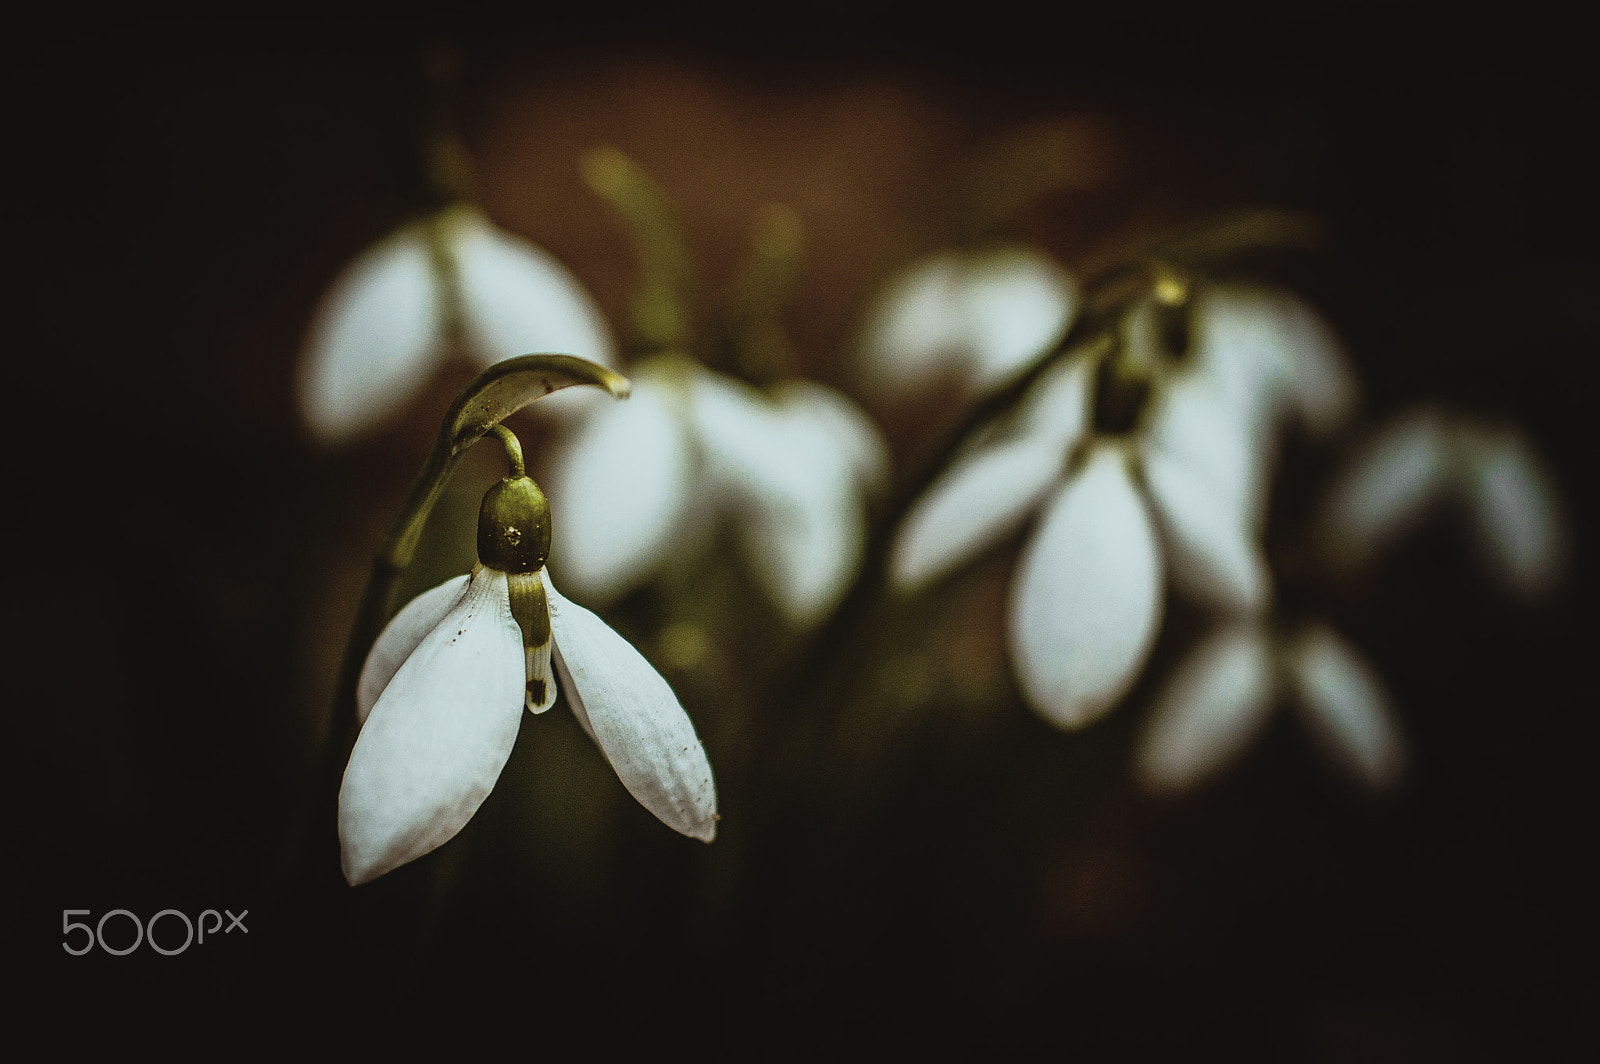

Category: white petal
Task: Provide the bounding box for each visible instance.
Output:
[451,210,615,364]
[1190,286,1291,418]
[1274,290,1359,438]
[338,568,525,885]
[1008,443,1163,729]
[1286,624,1405,791]
[855,251,968,391]
[1135,622,1277,794]
[1459,426,1569,601]
[1193,285,1356,439]
[356,574,471,726]
[689,372,868,626]
[1316,406,1452,576]
[855,245,1075,394]
[297,225,445,444]
[1145,373,1266,530]
[546,575,717,841]
[1015,353,1094,453]
[771,379,893,496]
[1143,448,1271,615]
[545,378,694,602]
[961,245,1078,389]
[890,434,1065,590]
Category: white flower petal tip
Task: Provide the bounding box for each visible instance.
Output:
[890,435,1066,592]
[546,577,718,843]
[1462,427,1570,602]
[338,569,526,886]
[451,211,617,375]
[856,245,1076,396]
[1287,625,1405,792]
[1135,623,1276,795]
[298,226,445,445]
[1009,444,1163,730]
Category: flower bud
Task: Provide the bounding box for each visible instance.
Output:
[477,476,552,574]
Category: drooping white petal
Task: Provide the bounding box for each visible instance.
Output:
[890,434,1066,590]
[689,370,872,626]
[1316,406,1452,576]
[1015,353,1094,453]
[856,250,966,391]
[1459,426,1569,601]
[960,245,1078,389]
[545,575,717,841]
[1272,290,1359,439]
[1193,285,1357,441]
[356,574,471,726]
[1286,624,1405,791]
[855,245,1075,395]
[298,225,444,444]
[1190,286,1292,421]
[338,567,525,885]
[545,377,694,602]
[450,209,617,400]
[771,379,893,496]
[1135,622,1278,794]
[1145,372,1266,530]
[1142,448,1271,615]
[1009,443,1163,729]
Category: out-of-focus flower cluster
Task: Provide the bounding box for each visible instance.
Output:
[301,127,1573,858]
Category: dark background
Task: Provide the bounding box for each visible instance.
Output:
[10,14,1594,1058]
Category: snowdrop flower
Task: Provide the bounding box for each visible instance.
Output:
[1317,406,1569,601]
[1135,620,1405,794]
[299,204,614,444]
[855,244,1077,398]
[339,454,716,886]
[546,354,889,629]
[890,281,1357,730]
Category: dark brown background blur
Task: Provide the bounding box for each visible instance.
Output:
[10,13,1595,1058]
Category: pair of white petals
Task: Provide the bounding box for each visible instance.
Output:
[339,565,716,886]
[893,355,1272,730]
[1317,406,1568,602]
[855,244,1078,397]
[1136,621,1404,794]
[299,206,615,444]
[547,360,889,628]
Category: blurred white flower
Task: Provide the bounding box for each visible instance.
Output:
[341,562,716,886]
[546,356,890,628]
[1135,620,1405,794]
[1317,406,1569,601]
[892,356,1270,729]
[890,284,1358,730]
[299,204,615,444]
[854,244,1077,398]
